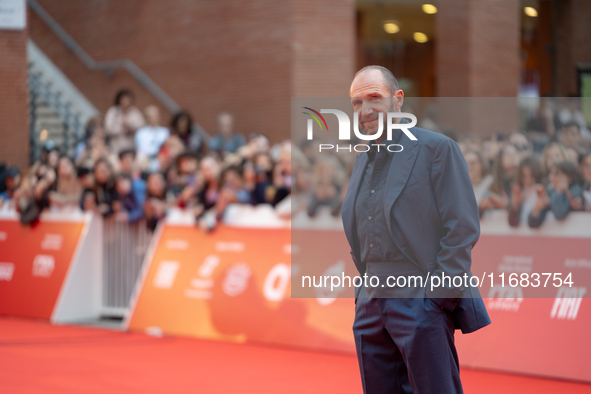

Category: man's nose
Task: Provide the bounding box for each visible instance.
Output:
[359,104,374,117]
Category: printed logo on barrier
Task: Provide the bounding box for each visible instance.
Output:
[550,286,587,320]
[185,255,220,300]
[41,234,63,251]
[153,261,180,289]
[486,285,523,312]
[222,263,252,297]
[0,262,15,281]
[165,239,189,250]
[32,255,55,278]
[215,241,245,252]
[0,231,7,241]
[302,107,417,153]
[498,255,533,273]
[263,263,290,302]
[564,258,591,269]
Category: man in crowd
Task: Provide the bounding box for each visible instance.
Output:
[135,105,170,172]
[208,112,246,155]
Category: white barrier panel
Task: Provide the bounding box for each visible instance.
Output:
[0,209,102,323]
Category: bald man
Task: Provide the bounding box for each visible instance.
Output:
[342,66,490,394]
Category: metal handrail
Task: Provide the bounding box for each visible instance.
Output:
[28,0,181,114]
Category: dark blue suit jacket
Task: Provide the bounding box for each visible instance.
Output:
[342,124,491,334]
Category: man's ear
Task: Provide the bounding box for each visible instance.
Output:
[393,90,404,111]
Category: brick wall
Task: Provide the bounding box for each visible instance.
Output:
[29,0,355,143]
[437,0,520,97]
[0,19,29,170]
[292,0,355,97]
[436,0,520,137]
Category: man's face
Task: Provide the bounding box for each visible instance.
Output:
[350,69,404,137]
[218,115,234,136]
[146,107,160,127]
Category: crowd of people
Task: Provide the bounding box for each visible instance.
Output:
[0,91,590,231]
[0,89,292,231]
[458,97,591,227]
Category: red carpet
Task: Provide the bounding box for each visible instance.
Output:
[0,317,589,393]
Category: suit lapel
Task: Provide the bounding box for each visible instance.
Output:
[342,152,367,251]
[383,134,420,236]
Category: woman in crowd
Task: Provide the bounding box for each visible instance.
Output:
[12,157,57,224]
[144,172,169,231]
[78,167,96,212]
[489,143,520,205]
[273,145,311,219]
[47,156,82,211]
[164,164,183,200]
[541,142,569,174]
[463,149,494,214]
[528,160,584,228]
[75,117,102,160]
[75,126,119,170]
[104,89,145,154]
[196,156,221,215]
[215,166,250,220]
[29,148,62,215]
[507,155,545,227]
[92,159,117,217]
[169,111,207,157]
[243,161,272,206]
[155,134,186,174]
[188,155,222,231]
[175,152,201,209]
[307,156,343,218]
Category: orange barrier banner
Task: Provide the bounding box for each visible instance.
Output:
[127,224,355,352]
[457,234,591,382]
[0,218,85,319]
[128,216,591,382]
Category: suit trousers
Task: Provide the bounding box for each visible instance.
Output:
[353,263,463,394]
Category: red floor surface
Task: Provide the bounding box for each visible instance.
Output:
[1,317,590,394]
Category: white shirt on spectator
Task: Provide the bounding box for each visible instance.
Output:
[135,126,169,158]
[104,105,145,153]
